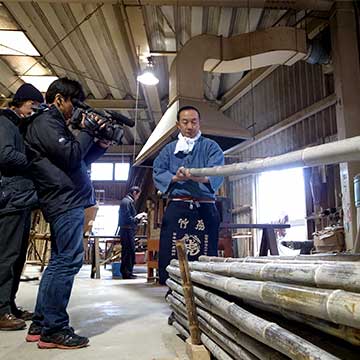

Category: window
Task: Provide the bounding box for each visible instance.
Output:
[91,162,130,181]
[256,167,307,255]
[0,30,40,56]
[92,205,119,235]
[91,163,113,181]
[115,163,130,181]
[20,75,58,92]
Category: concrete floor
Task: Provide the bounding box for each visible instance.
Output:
[0,265,188,360]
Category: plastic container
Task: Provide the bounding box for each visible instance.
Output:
[354,174,360,208]
[135,252,146,264]
[112,262,121,278]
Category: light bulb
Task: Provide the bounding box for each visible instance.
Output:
[137,71,159,86]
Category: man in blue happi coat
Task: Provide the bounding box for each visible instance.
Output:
[153,105,224,284]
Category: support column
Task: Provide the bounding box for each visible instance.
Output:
[331,2,360,251]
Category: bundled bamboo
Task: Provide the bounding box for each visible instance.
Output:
[200,255,360,264]
[168,291,287,360]
[177,259,360,292]
[169,294,257,360]
[167,278,340,360]
[244,299,360,346]
[171,302,254,360]
[173,319,190,338]
[172,311,234,360]
[200,334,234,360]
[167,263,360,329]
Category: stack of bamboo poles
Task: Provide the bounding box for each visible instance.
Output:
[166,254,360,360]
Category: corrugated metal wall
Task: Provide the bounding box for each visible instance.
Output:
[225,61,337,256]
[226,61,332,139]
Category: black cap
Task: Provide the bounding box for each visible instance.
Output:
[13,83,44,103]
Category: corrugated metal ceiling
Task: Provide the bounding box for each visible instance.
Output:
[0,2,327,146]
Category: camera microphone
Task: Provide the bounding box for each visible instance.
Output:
[72,99,135,128]
[106,110,135,128]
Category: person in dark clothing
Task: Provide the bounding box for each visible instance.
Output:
[0,83,43,331]
[24,78,109,349]
[117,186,145,279]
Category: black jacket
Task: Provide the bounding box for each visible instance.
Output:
[118,194,138,229]
[0,109,37,215]
[25,105,105,222]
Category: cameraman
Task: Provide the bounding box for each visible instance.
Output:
[24,78,109,349]
[0,83,43,331]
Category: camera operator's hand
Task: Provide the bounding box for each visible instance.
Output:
[81,113,107,130]
[79,113,87,129]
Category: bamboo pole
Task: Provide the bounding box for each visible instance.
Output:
[199,255,360,263]
[170,274,360,347]
[173,320,190,338]
[175,240,201,345]
[198,317,258,360]
[168,292,287,360]
[166,278,340,360]
[170,291,287,360]
[171,304,254,360]
[178,259,360,292]
[243,299,360,346]
[187,135,360,178]
[172,313,234,360]
[168,295,258,360]
[200,334,234,360]
[167,263,360,329]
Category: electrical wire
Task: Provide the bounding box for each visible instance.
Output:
[0,43,128,95]
[3,3,105,94]
[133,79,140,163]
[248,0,256,140]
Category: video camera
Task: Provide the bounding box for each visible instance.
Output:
[70,99,135,145]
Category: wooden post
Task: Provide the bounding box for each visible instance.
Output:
[176,240,201,345]
[176,240,210,360]
[91,237,101,279]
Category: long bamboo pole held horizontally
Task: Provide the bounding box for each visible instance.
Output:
[186,135,360,177]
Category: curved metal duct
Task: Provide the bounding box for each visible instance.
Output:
[135,27,307,165]
[305,39,331,65]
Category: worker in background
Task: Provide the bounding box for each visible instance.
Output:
[0,83,43,331]
[116,186,147,279]
[25,78,109,349]
[153,105,224,285]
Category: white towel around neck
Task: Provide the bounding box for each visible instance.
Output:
[174,131,201,154]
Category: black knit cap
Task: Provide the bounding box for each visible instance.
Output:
[13,83,43,103]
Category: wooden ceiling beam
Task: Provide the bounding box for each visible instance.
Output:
[86,99,146,110]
